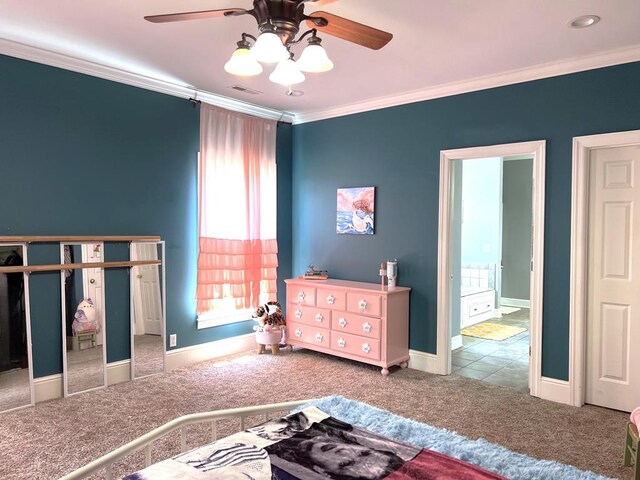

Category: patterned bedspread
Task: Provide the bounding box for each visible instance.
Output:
[123,406,506,479]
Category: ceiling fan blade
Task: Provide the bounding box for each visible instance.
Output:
[306,11,392,50]
[304,0,339,5]
[144,8,249,24]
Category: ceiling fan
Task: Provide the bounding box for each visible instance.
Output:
[144,0,393,50]
[144,0,393,86]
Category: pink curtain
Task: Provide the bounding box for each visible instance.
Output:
[197,104,278,315]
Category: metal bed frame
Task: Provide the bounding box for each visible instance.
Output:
[60,399,313,480]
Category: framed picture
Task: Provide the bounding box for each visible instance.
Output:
[337,186,375,235]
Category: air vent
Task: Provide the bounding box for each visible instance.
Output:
[230,85,262,95]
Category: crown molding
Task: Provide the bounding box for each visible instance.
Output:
[0,37,295,123]
[2,36,639,127]
[293,45,640,125]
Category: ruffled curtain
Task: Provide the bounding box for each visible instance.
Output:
[197,104,278,315]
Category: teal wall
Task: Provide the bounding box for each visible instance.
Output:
[291,61,640,381]
[0,54,292,378]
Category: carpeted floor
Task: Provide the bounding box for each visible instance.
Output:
[0,348,633,479]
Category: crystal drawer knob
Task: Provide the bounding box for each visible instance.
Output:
[338,317,347,328]
[362,343,371,354]
[295,309,302,319]
[298,291,306,302]
[358,299,367,311]
[315,313,324,323]
[338,338,346,348]
[295,328,302,338]
[315,333,324,343]
[327,295,335,305]
[362,322,372,333]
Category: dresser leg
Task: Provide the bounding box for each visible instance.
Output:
[381,368,389,376]
[400,361,408,369]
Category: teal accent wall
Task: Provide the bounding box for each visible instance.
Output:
[292,61,640,381]
[0,54,290,377]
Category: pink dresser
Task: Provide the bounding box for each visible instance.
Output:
[285,278,411,376]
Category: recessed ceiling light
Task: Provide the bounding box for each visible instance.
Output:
[569,15,601,28]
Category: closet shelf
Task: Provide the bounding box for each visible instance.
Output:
[0,235,160,243]
[0,260,161,274]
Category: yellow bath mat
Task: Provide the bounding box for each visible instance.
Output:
[461,322,526,341]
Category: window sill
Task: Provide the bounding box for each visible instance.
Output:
[197,309,254,329]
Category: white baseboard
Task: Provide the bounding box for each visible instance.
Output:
[409,349,443,374]
[538,376,572,406]
[31,334,256,404]
[451,335,463,351]
[33,361,132,403]
[107,360,131,385]
[501,297,531,308]
[166,333,256,370]
[34,374,63,403]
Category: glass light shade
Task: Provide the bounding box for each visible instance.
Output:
[250,31,288,64]
[296,44,334,73]
[224,47,263,76]
[269,58,305,85]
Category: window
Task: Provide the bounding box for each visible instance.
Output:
[196,104,278,328]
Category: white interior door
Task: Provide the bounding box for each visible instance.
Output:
[586,144,640,412]
[132,243,162,336]
[81,243,104,345]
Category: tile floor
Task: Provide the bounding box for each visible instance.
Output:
[452,308,530,392]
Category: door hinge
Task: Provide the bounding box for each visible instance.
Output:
[529,346,532,356]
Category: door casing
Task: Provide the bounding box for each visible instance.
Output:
[437,140,546,398]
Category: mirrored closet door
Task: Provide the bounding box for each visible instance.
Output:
[0,243,34,412]
[60,242,107,396]
[130,241,165,379]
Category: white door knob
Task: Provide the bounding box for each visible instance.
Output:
[338,338,346,348]
[362,322,372,333]
[362,343,371,354]
[295,309,302,319]
[295,328,302,338]
[315,333,324,343]
[315,313,323,323]
[338,317,347,328]
[327,295,335,305]
[358,299,367,311]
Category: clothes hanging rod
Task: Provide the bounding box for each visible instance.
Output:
[0,260,161,274]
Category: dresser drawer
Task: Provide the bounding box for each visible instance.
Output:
[331,331,380,361]
[346,292,382,317]
[287,284,316,306]
[316,288,346,311]
[288,304,331,328]
[332,312,381,340]
[289,322,331,348]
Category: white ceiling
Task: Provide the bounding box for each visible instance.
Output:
[1,0,639,123]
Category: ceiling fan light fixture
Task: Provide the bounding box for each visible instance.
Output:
[224,41,263,76]
[296,35,333,73]
[269,56,305,86]
[251,30,289,63]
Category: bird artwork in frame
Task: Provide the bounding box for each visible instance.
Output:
[337,186,375,235]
